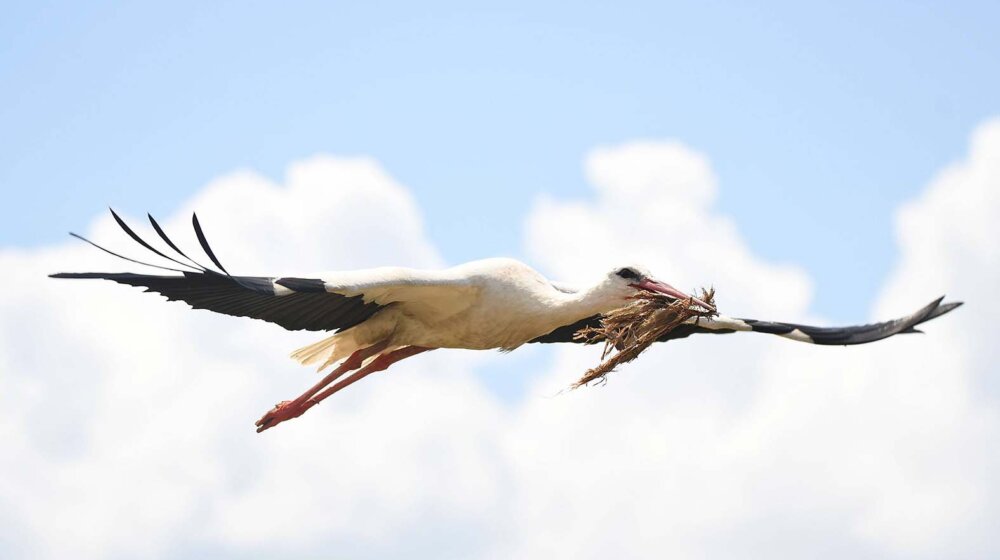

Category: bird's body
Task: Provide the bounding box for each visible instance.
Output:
[291,257,645,370]
[52,211,962,432]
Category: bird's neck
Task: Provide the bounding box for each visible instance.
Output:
[548,283,619,325]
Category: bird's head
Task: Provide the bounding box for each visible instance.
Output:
[596,265,716,312]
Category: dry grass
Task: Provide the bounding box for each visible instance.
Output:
[572,288,717,388]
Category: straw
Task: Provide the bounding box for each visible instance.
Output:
[572,288,717,388]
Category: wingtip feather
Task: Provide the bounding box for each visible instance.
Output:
[191,212,230,275]
[147,212,208,271]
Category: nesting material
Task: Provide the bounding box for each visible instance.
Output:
[572,288,717,388]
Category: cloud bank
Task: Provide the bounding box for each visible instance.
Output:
[1,121,997,559]
[515,123,999,559]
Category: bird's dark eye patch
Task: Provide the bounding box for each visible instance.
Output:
[616,267,640,280]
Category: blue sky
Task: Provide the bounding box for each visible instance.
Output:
[2,0,998,321]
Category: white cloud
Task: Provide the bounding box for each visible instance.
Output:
[527,141,813,320]
[2,121,998,559]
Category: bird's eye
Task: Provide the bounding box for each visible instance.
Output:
[616,268,640,280]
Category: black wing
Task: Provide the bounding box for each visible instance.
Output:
[50,210,383,332]
[530,297,962,346]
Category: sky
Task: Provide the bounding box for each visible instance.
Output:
[1,2,999,559]
[3,1,999,321]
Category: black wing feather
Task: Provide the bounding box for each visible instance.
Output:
[147,213,212,272]
[528,315,603,344]
[68,232,190,274]
[109,208,201,272]
[51,210,384,332]
[732,297,957,345]
[192,212,230,275]
[50,272,381,332]
[530,298,961,346]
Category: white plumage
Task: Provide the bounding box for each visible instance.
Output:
[292,258,659,369]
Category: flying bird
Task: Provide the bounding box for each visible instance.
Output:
[51,210,962,432]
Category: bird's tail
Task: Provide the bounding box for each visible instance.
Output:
[291,332,353,371]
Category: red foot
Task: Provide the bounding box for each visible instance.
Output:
[255,399,316,433]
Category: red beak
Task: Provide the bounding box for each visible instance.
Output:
[631,279,716,311]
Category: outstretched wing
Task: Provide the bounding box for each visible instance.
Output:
[50,210,390,332]
[530,297,962,346]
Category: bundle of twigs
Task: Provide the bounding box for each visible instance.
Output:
[572,288,717,388]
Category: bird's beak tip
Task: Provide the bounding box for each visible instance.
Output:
[633,278,716,312]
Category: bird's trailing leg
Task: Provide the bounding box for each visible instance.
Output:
[310,345,433,404]
[255,341,389,433]
[255,344,432,433]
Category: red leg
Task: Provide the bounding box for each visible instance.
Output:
[255,345,433,433]
[254,341,389,433]
[309,345,432,404]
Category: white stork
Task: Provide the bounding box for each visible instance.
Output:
[51,211,961,432]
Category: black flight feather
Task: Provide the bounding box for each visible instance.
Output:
[52,211,386,332]
[147,213,211,272]
[68,232,190,274]
[109,208,202,272]
[192,212,230,275]
[531,297,961,346]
